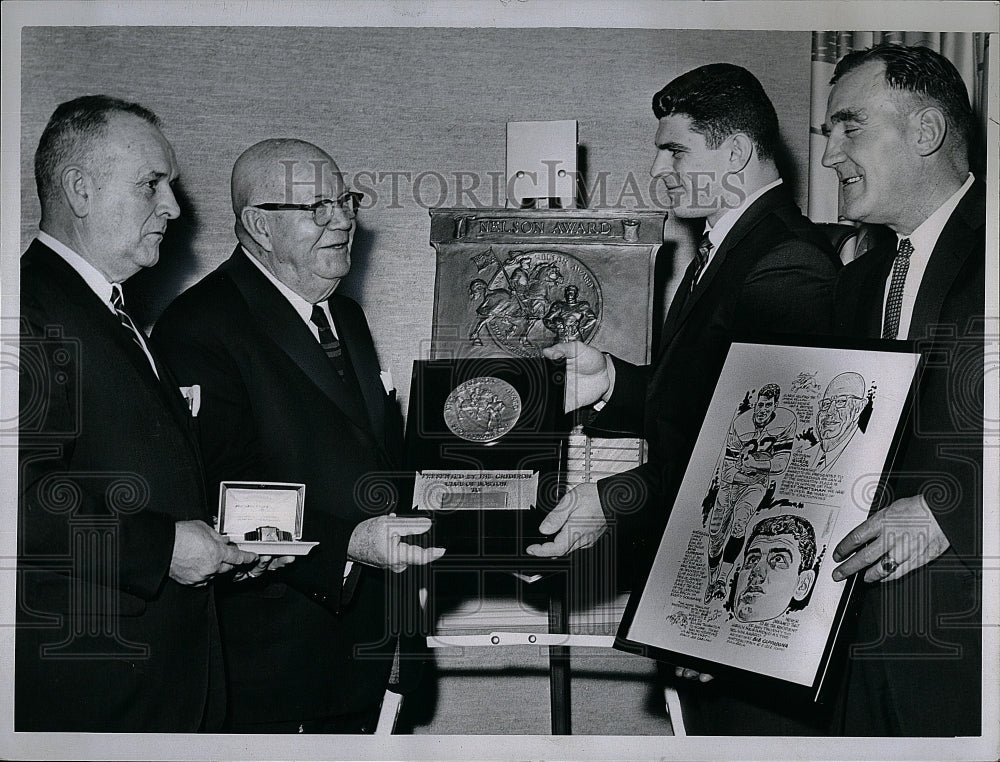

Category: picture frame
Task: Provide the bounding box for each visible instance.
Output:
[615,339,923,701]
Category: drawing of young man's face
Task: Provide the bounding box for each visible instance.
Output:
[816,372,865,452]
[734,529,816,623]
[752,393,777,427]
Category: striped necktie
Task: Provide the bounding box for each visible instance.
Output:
[111,284,157,376]
[691,232,713,292]
[310,304,346,378]
[881,238,913,339]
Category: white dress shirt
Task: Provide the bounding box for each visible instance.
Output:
[882,174,975,339]
[243,246,339,340]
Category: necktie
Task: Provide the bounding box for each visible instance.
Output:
[691,232,713,292]
[310,304,346,378]
[881,238,913,339]
[111,285,158,375]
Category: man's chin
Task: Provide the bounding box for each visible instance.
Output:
[135,247,161,270]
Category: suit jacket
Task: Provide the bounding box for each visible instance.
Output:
[153,247,404,726]
[830,181,985,736]
[16,240,221,732]
[590,185,839,566]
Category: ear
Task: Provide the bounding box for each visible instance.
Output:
[60,166,91,218]
[240,207,274,252]
[792,569,816,601]
[727,133,754,172]
[913,106,948,157]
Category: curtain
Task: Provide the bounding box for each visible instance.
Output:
[807,32,990,223]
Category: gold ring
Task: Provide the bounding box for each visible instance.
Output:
[880,554,899,575]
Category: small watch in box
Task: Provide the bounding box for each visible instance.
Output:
[217,481,318,555]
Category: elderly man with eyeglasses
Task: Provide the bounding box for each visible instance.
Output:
[154,138,444,733]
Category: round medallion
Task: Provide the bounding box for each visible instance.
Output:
[443,377,521,442]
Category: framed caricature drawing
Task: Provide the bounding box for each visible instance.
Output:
[616,340,923,700]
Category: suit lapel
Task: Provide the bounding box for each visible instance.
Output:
[223,248,374,435]
[659,186,788,353]
[851,238,896,336]
[29,243,198,433]
[909,182,985,334]
[329,296,385,442]
[659,257,700,347]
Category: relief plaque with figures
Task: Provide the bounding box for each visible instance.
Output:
[428,209,665,363]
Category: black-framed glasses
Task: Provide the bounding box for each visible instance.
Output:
[253,190,363,226]
[818,395,862,412]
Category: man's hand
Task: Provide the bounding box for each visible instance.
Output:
[348,514,446,573]
[832,495,949,583]
[170,520,258,586]
[233,554,296,582]
[525,482,607,557]
[542,341,610,412]
[675,666,714,683]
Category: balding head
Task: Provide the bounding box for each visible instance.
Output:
[233,139,354,303]
[231,138,342,215]
[817,372,866,452]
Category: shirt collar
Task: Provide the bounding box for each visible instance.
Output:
[705,177,783,249]
[37,231,117,312]
[242,246,335,332]
[899,173,974,252]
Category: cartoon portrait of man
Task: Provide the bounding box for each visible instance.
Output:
[732,514,819,623]
[813,372,867,472]
[703,384,796,603]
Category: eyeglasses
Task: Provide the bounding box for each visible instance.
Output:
[819,395,862,412]
[253,190,363,226]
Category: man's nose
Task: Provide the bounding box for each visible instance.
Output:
[326,204,354,229]
[650,150,673,178]
[821,132,843,169]
[159,183,181,220]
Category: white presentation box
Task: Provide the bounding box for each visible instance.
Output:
[218,481,318,555]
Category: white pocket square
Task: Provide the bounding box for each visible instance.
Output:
[180,384,201,417]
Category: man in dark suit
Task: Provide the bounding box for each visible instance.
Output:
[526,64,839,733]
[153,138,445,733]
[17,95,259,732]
[822,43,984,737]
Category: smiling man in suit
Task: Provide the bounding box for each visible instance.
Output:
[822,42,984,737]
[154,139,445,733]
[17,95,259,732]
[527,63,839,734]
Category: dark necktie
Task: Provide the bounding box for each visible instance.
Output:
[691,232,713,292]
[111,284,157,376]
[881,238,913,339]
[310,304,346,378]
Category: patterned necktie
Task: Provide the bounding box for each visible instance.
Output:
[310,304,346,378]
[881,238,913,339]
[111,285,157,375]
[691,233,713,292]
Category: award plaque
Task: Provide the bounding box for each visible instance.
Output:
[404,357,569,563]
[217,481,318,555]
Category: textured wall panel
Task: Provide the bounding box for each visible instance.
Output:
[21,27,813,411]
